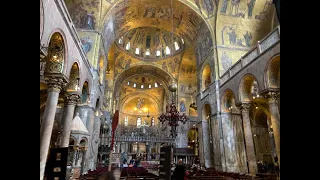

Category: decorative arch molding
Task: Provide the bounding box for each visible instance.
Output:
[80,77,92,94]
[113,64,175,97]
[120,92,161,112]
[66,62,81,92]
[44,29,69,76]
[238,73,259,103]
[201,102,212,120]
[221,88,236,112]
[264,54,280,89]
[201,63,212,90]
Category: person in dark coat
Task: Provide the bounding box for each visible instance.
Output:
[173,159,186,180]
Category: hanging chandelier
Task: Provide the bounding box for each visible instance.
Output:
[158,81,188,138]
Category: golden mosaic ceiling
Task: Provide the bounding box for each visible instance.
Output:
[65,0,276,79]
[105,0,206,45]
[122,75,165,90]
[118,75,165,126]
[122,96,159,116]
[116,27,185,61]
[114,64,174,95]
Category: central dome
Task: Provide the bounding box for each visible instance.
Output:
[116,27,185,61]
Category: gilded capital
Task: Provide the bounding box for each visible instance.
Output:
[265,91,280,104]
[65,93,81,105]
[238,103,251,113]
[45,76,68,92]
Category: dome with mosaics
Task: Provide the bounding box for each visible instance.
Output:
[116,27,185,61]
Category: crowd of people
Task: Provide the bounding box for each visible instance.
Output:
[171,159,208,180]
[257,157,279,175]
[171,157,280,180]
[121,155,142,169]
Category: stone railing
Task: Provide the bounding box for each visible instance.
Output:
[53,0,93,78]
[114,136,175,143]
[220,26,280,85]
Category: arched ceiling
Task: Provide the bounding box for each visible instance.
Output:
[120,75,166,106]
[105,0,205,45]
[122,95,159,115]
[64,0,277,115]
[119,75,165,120]
[216,0,276,75]
[123,75,165,90]
[115,27,185,61]
[64,0,213,93]
[65,0,276,78]
[100,0,213,54]
[178,46,197,99]
[113,64,174,97]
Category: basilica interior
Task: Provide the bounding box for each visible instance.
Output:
[40,0,280,179]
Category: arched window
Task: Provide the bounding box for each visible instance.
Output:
[174,41,180,50]
[165,46,171,55]
[137,117,142,127]
[124,116,128,126]
[151,117,155,126]
[146,36,151,48]
[126,42,130,50]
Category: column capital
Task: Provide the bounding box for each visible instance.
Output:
[262,89,280,103]
[44,75,68,92]
[65,93,81,105]
[236,102,251,112]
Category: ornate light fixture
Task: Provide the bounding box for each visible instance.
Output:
[158,81,188,138]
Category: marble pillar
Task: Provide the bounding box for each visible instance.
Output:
[266,91,280,165]
[211,115,223,171]
[218,114,227,172]
[88,115,102,170]
[202,120,213,168]
[40,76,67,180]
[175,122,189,148]
[60,93,80,147]
[156,143,161,153]
[115,96,120,110]
[80,150,87,175]
[221,113,248,173]
[197,122,205,166]
[238,103,257,175]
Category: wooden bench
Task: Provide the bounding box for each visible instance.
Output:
[187,175,227,180]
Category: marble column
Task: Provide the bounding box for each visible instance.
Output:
[238,103,257,175]
[40,76,67,180]
[175,122,189,148]
[115,96,120,110]
[221,112,248,173]
[202,120,213,168]
[156,143,161,153]
[211,114,223,171]
[60,93,80,147]
[88,115,102,170]
[197,122,204,166]
[265,91,280,166]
